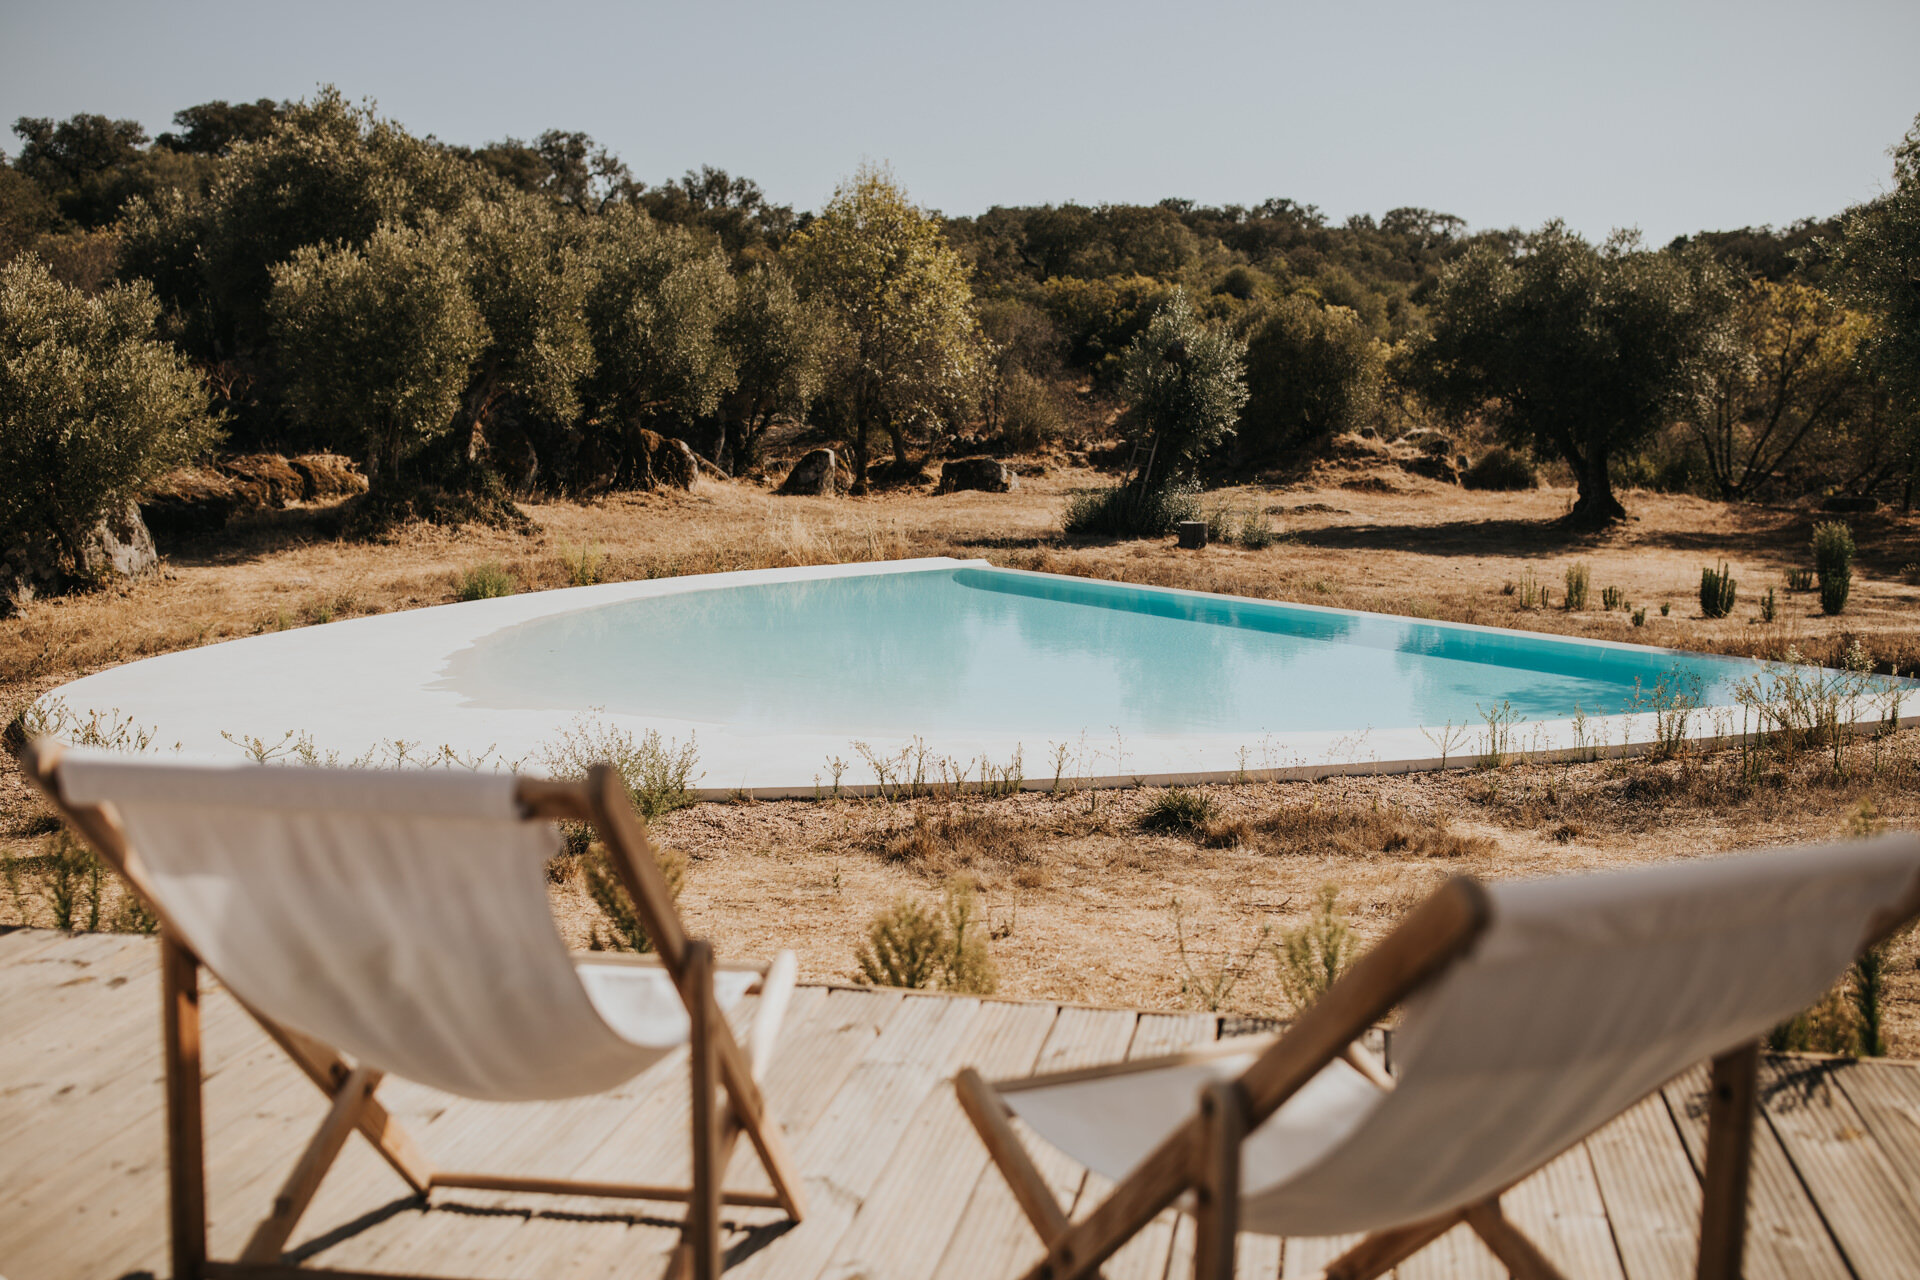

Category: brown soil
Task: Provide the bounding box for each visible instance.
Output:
[6,458,1920,1050]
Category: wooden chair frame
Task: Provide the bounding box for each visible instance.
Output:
[19,740,807,1280]
[956,873,1920,1280]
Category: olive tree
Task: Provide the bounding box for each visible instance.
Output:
[458,192,595,434]
[1237,295,1382,461]
[1121,288,1247,495]
[1414,223,1735,525]
[714,263,826,472]
[0,255,218,581]
[1838,113,1920,500]
[785,165,982,491]
[267,221,485,487]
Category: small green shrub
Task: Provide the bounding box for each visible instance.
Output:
[1632,607,1647,627]
[1063,482,1201,538]
[582,839,687,953]
[1660,601,1671,616]
[455,561,517,601]
[1461,447,1538,491]
[854,880,997,994]
[1699,563,1737,619]
[1760,586,1778,624]
[1785,567,1815,592]
[1563,562,1590,611]
[1273,884,1357,1014]
[1812,521,1854,616]
[559,541,606,587]
[542,715,701,819]
[1600,585,1627,611]
[1139,787,1218,835]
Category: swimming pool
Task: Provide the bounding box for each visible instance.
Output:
[38,559,1911,793]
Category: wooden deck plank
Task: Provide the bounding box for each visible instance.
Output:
[729,989,992,1280]
[1758,1054,1920,1280]
[1582,1092,1701,1280]
[1662,1063,1852,1280]
[928,1006,1141,1280]
[814,999,1061,1280]
[1832,1058,1920,1208]
[1499,1145,1629,1280]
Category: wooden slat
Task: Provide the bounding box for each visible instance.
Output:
[1500,1146,1629,1280]
[1663,1063,1851,1280]
[1583,1093,1702,1280]
[730,989,992,1279]
[1831,1059,1920,1208]
[816,1000,1061,1280]
[931,1006,1142,1280]
[1097,1011,1217,1280]
[1757,1054,1920,1279]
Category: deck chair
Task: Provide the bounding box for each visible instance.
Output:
[18,739,808,1280]
[956,835,1920,1280]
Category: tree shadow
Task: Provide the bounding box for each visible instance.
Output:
[1287,517,1609,558]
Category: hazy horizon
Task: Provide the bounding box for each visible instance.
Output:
[2,0,1916,242]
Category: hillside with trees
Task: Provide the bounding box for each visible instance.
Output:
[2,89,1917,605]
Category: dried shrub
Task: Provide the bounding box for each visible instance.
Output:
[877,805,1044,885]
[854,880,997,994]
[1138,787,1218,835]
[581,839,687,954]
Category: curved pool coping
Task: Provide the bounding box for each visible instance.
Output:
[36,557,1917,796]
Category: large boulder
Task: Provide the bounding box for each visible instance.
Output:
[141,467,243,540]
[288,453,369,500]
[222,453,306,507]
[778,448,852,496]
[936,457,1017,494]
[2,500,157,616]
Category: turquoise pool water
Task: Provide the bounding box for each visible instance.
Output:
[442,566,1779,739]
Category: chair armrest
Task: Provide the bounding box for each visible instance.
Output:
[748,951,798,1082]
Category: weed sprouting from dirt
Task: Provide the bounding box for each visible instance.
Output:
[1273,883,1358,1015]
[455,561,517,601]
[1170,897,1270,1011]
[1139,787,1217,835]
[542,714,700,819]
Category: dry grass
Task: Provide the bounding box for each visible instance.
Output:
[10,446,1920,1050]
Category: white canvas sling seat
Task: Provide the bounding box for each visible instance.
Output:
[22,740,808,1280]
[53,750,754,1099]
[956,835,1920,1280]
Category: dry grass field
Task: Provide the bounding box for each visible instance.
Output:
[8,448,1920,1051]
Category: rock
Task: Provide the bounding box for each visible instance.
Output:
[936,457,1017,494]
[79,500,157,581]
[778,448,852,496]
[1177,520,1208,550]
[221,453,305,507]
[1401,429,1456,457]
[288,453,369,500]
[1401,453,1460,484]
[621,428,698,490]
[141,467,242,540]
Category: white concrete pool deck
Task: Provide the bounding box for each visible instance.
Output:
[37,558,1915,796]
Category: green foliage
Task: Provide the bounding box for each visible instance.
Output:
[1812,521,1855,616]
[1273,884,1357,1015]
[1413,222,1737,524]
[1760,586,1778,623]
[715,262,827,471]
[581,839,686,953]
[541,714,701,820]
[1601,585,1628,611]
[854,880,997,994]
[1700,563,1737,618]
[269,221,485,486]
[1563,562,1590,611]
[1837,112,1920,413]
[1786,567,1815,592]
[458,192,595,430]
[1062,482,1201,538]
[0,255,219,579]
[785,165,983,489]
[1138,787,1218,835]
[1236,295,1381,460]
[455,561,516,601]
[1461,446,1538,491]
[1120,289,1247,492]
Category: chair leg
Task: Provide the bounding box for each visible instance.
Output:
[1192,1081,1246,1280]
[687,940,723,1280]
[1319,1210,1465,1280]
[1463,1199,1570,1280]
[161,932,206,1280]
[240,1065,384,1263]
[955,1068,1072,1244]
[1696,1041,1760,1280]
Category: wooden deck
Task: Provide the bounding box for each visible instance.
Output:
[5,930,1920,1280]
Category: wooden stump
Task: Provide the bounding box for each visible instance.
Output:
[1177,521,1208,549]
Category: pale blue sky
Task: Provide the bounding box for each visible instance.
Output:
[2,0,1915,242]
